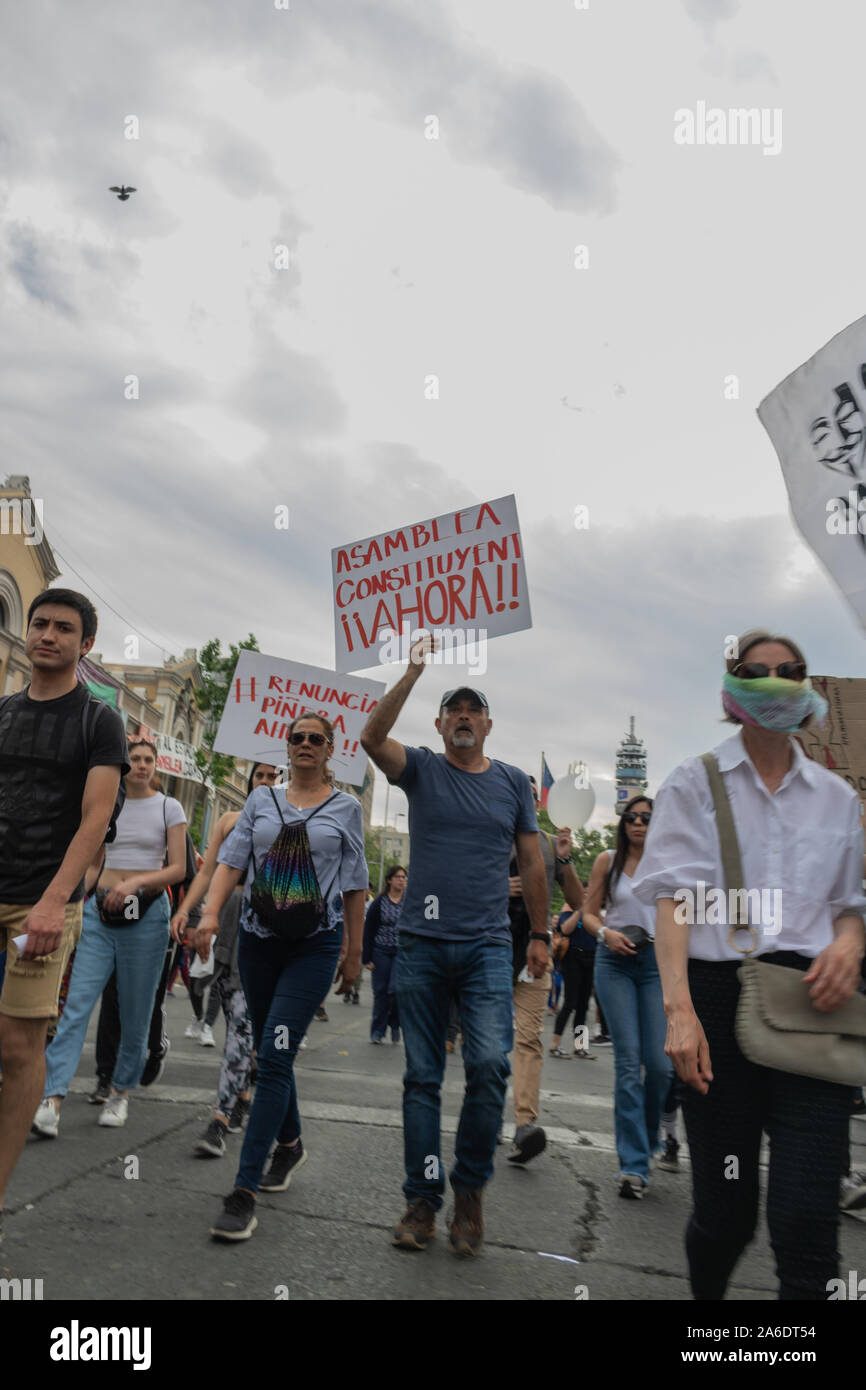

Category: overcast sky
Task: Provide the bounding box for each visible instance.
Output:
[3,0,866,830]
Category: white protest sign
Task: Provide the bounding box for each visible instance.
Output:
[758,313,866,628]
[212,651,385,787]
[331,493,532,672]
[153,733,210,786]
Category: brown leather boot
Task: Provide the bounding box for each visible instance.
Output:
[392,1198,436,1250]
[449,1186,483,1256]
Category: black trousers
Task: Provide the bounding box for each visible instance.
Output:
[683,955,850,1301]
[96,943,172,1084]
[554,951,595,1036]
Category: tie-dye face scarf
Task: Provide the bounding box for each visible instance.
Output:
[250,790,337,941]
[722,672,828,732]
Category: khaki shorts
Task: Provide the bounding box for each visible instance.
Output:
[0,901,83,1020]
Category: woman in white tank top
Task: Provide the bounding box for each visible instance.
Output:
[582,795,673,1200]
[34,739,187,1136]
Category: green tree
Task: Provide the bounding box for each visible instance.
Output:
[363,825,404,894]
[364,826,383,885]
[536,805,618,914]
[190,634,261,842]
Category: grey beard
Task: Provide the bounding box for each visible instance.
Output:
[451,731,476,747]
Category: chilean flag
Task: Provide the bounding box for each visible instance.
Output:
[540,756,554,808]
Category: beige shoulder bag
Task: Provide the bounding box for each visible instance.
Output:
[700,752,866,1087]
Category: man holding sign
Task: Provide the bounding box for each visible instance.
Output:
[361,635,549,1257]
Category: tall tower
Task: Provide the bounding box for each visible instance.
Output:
[615,715,648,815]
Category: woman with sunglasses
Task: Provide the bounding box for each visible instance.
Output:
[192,713,367,1241]
[582,795,673,1200]
[633,631,866,1300]
[362,864,407,1044]
[33,739,187,1134]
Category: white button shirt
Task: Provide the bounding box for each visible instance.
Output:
[632,730,866,962]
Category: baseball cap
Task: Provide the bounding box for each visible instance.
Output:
[440,687,490,712]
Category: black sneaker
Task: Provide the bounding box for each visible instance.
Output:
[226,1097,250,1134]
[211,1189,257,1241]
[618,1174,646,1200]
[259,1140,307,1192]
[140,1039,170,1088]
[656,1136,680,1172]
[315,1007,328,1022]
[195,1118,228,1158]
[88,1081,111,1105]
[506,1123,547,1165]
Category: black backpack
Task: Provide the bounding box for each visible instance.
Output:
[0,688,126,844]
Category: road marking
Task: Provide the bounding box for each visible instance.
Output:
[63,1079,623,1154]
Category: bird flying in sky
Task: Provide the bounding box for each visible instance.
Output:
[108,186,136,201]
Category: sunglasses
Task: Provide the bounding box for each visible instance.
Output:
[623,811,651,825]
[289,731,328,747]
[733,662,807,682]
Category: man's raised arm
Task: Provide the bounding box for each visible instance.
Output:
[361,634,435,780]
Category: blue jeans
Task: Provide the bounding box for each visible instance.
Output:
[396,931,513,1209]
[592,945,672,1182]
[235,926,341,1193]
[371,946,399,1040]
[44,893,170,1096]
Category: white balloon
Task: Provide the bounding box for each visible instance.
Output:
[546,777,596,830]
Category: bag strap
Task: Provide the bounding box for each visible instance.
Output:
[253,788,338,873]
[268,786,287,825]
[700,752,756,948]
[302,790,339,823]
[699,754,744,907]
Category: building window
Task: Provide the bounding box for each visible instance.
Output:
[0,570,24,638]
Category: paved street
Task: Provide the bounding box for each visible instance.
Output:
[4,979,866,1302]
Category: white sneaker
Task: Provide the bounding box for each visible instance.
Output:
[98,1092,128,1127]
[184,1020,203,1039]
[299,1035,308,1050]
[199,1023,215,1048]
[32,1098,60,1138]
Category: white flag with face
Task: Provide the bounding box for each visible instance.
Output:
[758,314,866,627]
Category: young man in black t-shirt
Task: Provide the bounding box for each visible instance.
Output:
[0,588,129,1241]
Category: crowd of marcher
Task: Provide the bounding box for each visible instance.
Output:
[1,590,865,1299]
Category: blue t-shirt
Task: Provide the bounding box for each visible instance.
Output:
[556,908,596,952]
[391,746,538,942]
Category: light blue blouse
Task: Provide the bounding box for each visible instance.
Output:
[218,786,368,939]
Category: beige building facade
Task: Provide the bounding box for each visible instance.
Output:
[0,475,373,850]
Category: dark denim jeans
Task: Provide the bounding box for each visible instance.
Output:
[371,945,399,1040]
[234,926,341,1193]
[395,931,513,1210]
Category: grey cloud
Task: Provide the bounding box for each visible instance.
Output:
[682,0,740,33]
[293,0,620,214]
[682,0,775,82]
[7,226,75,316]
[229,339,348,442]
[204,121,280,201]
